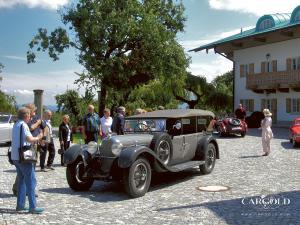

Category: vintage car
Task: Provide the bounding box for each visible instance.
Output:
[289,118,300,147]
[64,109,219,198]
[0,114,16,144]
[216,117,247,137]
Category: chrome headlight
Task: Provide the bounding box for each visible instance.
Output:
[87,141,98,155]
[111,141,123,155]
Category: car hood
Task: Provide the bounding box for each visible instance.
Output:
[100,133,154,157]
[110,133,154,147]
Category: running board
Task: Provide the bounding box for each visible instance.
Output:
[167,161,205,172]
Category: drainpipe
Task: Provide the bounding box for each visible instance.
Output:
[214,47,235,113]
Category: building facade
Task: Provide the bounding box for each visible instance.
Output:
[192,5,300,124]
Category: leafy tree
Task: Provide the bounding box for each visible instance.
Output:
[55,89,97,125]
[207,71,233,113]
[27,0,189,115]
[0,63,17,114]
[173,73,213,109]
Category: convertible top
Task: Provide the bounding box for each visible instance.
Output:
[128,109,215,119]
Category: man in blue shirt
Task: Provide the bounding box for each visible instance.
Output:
[82,105,101,144]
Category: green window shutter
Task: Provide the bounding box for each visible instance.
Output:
[250,99,254,112]
[240,64,245,77]
[286,98,291,113]
[261,99,266,111]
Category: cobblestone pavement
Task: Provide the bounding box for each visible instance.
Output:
[0,128,299,225]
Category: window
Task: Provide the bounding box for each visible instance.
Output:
[240,99,254,112]
[292,57,300,70]
[240,64,251,77]
[286,98,300,113]
[261,61,272,73]
[258,19,274,31]
[292,98,300,113]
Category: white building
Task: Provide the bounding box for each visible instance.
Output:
[192,5,300,124]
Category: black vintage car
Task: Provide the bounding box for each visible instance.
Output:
[64,109,219,198]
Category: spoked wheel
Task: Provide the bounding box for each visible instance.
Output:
[157,140,171,164]
[150,133,173,172]
[200,143,216,174]
[123,157,151,198]
[66,157,94,191]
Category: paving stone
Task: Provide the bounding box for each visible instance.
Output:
[0,128,299,224]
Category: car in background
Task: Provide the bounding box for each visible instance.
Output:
[0,114,16,144]
[64,109,219,198]
[216,117,247,137]
[245,111,264,128]
[289,118,300,147]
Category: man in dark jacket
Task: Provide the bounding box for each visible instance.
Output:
[111,106,126,135]
[235,104,246,120]
[82,105,101,144]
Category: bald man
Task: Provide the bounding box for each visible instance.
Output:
[82,105,101,144]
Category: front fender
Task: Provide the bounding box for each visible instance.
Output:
[196,134,219,160]
[63,144,83,164]
[118,146,158,168]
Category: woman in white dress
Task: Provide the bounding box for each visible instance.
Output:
[261,109,273,156]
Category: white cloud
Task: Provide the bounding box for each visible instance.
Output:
[209,0,299,16]
[3,55,26,61]
[0,0,69,10]
[187,55,233,82]
[1,69,85,105]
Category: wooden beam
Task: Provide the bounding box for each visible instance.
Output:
[253,37,266,42]
[280,31,294,37]
[231,42,243,48]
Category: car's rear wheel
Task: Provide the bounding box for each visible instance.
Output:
[200,143,216,174]
[66,157,94,191]
[123,157,151,198]
[150,133,173,172]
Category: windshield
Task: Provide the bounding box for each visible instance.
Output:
[125,119,166,133]
[0,115,10,123]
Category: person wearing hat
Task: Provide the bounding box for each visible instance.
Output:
[111,106,126,135]
[261,109,273,156]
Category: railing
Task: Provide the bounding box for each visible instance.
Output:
[246,70,300,90]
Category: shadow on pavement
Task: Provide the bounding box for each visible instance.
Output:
[156,190,300,225]
[246,128,289,140]
[0,208,27,215]
[40,168,202,202]
[239,155,263,159]
[0,193,15,198]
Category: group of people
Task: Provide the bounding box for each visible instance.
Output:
[81,105,126,144]
[10,103,72,214]
[235,104,273,157]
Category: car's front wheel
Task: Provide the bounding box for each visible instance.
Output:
[200,143,216,174]
[66,157,94,191]
[241,131,246,137]
[292,136,298,147]
[123,157,151,198]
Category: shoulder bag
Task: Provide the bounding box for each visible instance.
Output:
[19,124,37,163]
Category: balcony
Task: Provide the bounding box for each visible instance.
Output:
[246,70,300,93]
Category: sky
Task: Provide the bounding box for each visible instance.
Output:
[0,0,300,105]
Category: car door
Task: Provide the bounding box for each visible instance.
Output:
[181,117,198,161]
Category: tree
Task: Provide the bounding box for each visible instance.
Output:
[207,71,233,113]
[55,89,96,125]
[173,73,213,109]
[27,0,189,115]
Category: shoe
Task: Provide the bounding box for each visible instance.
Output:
[12,189,17,196]
[262,153,269,156]
[29,207,44,214]
[46,165,55,170]
[16,207,29,212]
[41,168,48,172]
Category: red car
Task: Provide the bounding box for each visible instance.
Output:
[289,118,300,147]
[216,117,248,137]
